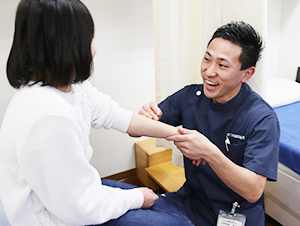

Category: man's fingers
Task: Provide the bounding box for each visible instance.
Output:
[166,131,192,142]
[166,135,185,142]
[192,159,205,166]
[178,127,192,135]
[192,159,197,165]
[139,108,158,120]
[149,102,162,117]
[139,102,162,121]
[139,109,154,119]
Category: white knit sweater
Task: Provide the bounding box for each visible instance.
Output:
[0,81,143,226]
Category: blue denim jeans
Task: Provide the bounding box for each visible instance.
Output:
[98,179,194,226]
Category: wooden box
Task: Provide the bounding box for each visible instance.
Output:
[135,138,172,190]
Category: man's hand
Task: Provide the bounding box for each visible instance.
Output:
[168,128,267,203]
[138,187,159,209]
[167,128,218,166]
[139,102,162,121]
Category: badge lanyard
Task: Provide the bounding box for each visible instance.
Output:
[217,202,246,226]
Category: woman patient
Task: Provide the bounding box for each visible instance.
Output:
[0,0,179,225]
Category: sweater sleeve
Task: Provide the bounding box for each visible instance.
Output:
[80,81,132,133]
[17,114,143,225]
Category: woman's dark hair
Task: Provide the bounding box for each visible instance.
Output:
[7,0,95,89]
[208,21,263,70]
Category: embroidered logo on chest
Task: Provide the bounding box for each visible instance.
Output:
[226,132,245,140]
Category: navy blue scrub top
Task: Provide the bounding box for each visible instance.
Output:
[159,83,280,226]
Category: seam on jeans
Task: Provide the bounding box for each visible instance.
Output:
[177,202,195,225]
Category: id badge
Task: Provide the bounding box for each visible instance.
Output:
[217,210,246,226]
[217,202,246,226]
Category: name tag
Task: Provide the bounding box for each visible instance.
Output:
[217,210,246,226]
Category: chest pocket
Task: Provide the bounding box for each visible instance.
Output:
[224,140,246,165]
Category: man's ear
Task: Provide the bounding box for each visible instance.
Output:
[242,66,255,83]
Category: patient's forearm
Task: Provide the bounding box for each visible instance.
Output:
[127,113,178,138]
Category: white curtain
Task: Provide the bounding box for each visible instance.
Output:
[153,0,268,167]
[153,0,202,104]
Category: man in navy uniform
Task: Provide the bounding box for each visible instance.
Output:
[139,21,280,226]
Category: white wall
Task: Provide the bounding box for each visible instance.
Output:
[83,0,156,177]
[277,0,300,80]
[268,0,300,80]
[0,0,155,177]
[267,0,282,79]
[0,0,18,125]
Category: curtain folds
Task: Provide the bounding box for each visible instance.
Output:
[153,0,203,103]
[153,0,268,101]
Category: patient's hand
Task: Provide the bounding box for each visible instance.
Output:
[139,102,162,121]
[138,187,159,209]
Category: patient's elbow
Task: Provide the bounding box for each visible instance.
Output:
[128,133,141,138]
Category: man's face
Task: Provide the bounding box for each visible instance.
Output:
[201,37,251,104]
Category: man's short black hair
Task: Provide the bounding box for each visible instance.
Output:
[208,21,263,70]
[7,0,95,89]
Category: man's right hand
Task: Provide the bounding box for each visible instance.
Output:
[138,102,162,121]
[138,187,159,209]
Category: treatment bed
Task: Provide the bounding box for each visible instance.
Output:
[264,78,300,226]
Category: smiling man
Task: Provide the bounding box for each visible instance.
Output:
[139,21,280,226]
[202,37,254,104]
